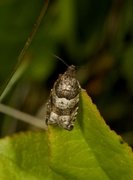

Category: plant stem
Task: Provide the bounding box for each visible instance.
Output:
[0,0,49,102]
[0,103,47,130]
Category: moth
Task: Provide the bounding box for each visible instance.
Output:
[45,65,81,131]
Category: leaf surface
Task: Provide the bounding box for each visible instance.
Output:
[0,90,133,179]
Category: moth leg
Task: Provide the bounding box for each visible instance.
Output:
[45,98,51,125]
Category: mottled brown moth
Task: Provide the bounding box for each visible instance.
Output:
[45,65,80,131]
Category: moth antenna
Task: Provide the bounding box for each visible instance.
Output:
[52,54,69,67]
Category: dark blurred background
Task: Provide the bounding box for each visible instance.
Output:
[0,0,133,147]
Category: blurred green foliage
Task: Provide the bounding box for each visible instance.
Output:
[0,0,133,146]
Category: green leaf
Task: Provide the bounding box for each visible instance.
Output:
[47,90,133,179]
[0,90,133,179]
